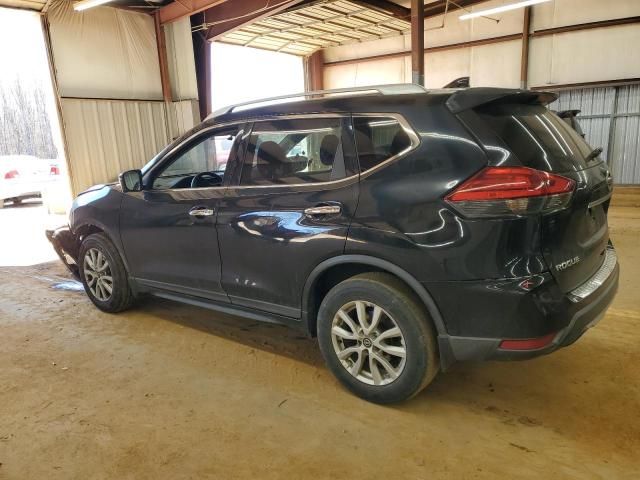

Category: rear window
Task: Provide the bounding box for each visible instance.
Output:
[475,103,596,172]
[353,116,412,172]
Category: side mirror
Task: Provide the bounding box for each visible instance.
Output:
[119,169,143,192]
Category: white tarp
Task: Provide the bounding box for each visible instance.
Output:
[165,18,198,101]
[45,2,200,194]
[48,0,163,100]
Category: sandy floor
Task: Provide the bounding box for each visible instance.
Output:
[0,205,639,479]
[0,200,65,266]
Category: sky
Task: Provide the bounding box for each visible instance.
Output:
[210,42,305,112]
[0,8,51,88]
[0,7,64,160]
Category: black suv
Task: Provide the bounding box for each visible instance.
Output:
[48,85,619,404]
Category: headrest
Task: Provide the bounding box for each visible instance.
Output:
[390,129,411,156]
[256,141,286,165]
[319,134,340,166]
[255,140,286,182]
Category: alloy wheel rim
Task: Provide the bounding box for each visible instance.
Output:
[331,300,407,386]
[83,248,113,302]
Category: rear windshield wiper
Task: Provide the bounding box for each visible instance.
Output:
[586,147,603,162]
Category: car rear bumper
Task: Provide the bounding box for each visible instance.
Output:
[435,248,619,369]
[1,179,52,200]
[46,226,81,280]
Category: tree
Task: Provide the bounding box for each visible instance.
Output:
[0,77,57,159]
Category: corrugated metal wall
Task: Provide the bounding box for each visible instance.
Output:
[61,98,199,194]
[552,85,640,185]
[613,85,640,184]
[47,4,201,196]
[61,99,169,194]
[554,87,615,161]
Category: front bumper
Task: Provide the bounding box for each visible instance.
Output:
[436,249,620,369]
[45,226,81,280]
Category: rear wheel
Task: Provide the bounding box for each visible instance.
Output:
[317,272,439,404]
[78,233,134,313]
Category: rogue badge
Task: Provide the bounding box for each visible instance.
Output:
[556,256,581,271]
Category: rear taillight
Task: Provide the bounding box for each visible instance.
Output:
[50,165,60,175]
[4,170,19,180]
[445,166,575,218]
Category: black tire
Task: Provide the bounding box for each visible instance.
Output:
[78,233,134,313]
[317,272,439,404]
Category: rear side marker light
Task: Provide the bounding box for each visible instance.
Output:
[445,166,575,217]
[499,332,557,351]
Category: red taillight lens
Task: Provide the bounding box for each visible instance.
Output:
[4,169,19,180]
[445,167,575,217]
[447,167,574,201]
[499,332,557,351]
[50,165,60,176]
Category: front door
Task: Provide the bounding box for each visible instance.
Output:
[119,124,245,302]
[216,116,359,317]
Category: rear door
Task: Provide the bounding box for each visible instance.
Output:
[216,115,359,318]
[472,102,612,291]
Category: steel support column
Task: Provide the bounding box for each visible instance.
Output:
[520,6,531,89]
[411,0,425,86]
[154,12,172,103]
[305,50,324,92]
[191,27,212,120]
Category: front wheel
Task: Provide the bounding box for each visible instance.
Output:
[317,273,439,404]
[78,233,134,313]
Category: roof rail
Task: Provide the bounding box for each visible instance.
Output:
[208,83,427,119]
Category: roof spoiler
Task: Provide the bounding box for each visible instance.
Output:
[445,88,558,114]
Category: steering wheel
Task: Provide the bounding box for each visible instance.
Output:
[190,171,223,188]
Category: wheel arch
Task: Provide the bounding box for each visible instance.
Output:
[302,255,447,338]
[74,221,131,273]
[75,222,106,240]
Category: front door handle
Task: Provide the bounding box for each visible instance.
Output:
[304,204,342,216]
[189,206,215,218]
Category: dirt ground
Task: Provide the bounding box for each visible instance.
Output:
[0,204,639,479]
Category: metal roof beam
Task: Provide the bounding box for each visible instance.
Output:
[159,0,227,25]
[200,0,304,39]
[423,0,488,17]
[349,0,410,21]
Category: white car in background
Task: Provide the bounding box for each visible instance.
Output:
[0,155,61,208]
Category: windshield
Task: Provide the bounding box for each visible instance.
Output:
[475,103,599,172]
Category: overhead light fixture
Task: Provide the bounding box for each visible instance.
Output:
[73,0,113,11]
[459,0,551,20]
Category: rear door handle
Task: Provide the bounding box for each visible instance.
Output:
[189,206,215,218]
[304,204,342,216]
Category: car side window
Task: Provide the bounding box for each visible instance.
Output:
[152,127,239,190]
[353,116,412,172]
[239,117,347,186]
